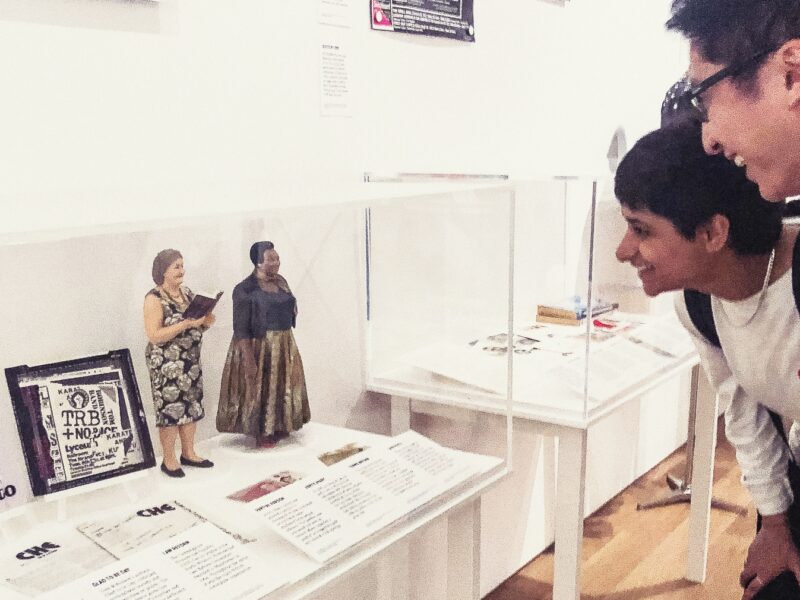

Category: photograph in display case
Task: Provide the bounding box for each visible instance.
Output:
[226,471,303,503]
[317,442,367,466]
[5,349,156,496]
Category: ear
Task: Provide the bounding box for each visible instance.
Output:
[777,40,800,108]
[696,214,729,253]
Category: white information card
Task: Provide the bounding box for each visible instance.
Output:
[250,430,483,562]
[43,522,285,600]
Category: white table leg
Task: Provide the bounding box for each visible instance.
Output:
[391,397,412,436]
[446,497,481,600]
[686,366,718,583]
[409,518,447,599]
[376,542,410,599]
[553,427,587,600]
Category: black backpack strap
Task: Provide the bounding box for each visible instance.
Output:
[793,229,800,316]
[686,240,798,456]
[789,232,800,461]
[684,289,720,348]
[685,231,800,341]
[688,232,799,342]
[685,291,792,452]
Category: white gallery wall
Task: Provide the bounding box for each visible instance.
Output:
[0,0,686,234]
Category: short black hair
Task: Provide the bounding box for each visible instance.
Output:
[667,0,800,88]
[249,241,275,266]
[615,123,784,255]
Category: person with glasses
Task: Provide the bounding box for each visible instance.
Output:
[615,122,799,600]
[667,0,800,202]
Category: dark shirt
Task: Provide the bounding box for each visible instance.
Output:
[232,273,296,339]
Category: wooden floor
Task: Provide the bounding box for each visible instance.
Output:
[486,418,756,599]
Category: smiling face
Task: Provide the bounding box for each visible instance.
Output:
[258,249,280,277]
[162,257,185,288]
[688,42,800,201]
[615,206,710,297]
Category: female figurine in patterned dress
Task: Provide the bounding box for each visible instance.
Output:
[144,249,216,477]
[216,241,310,447]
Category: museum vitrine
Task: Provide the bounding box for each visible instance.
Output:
[366,178,696,428]
[0,182,510,599]
[365,184,516,411]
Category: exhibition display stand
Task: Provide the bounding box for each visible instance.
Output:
[365,178,714,599]
[0,423,504,599]
[369,358,711,600]
[0,183,514,599]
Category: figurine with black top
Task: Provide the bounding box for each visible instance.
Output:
[216,241,310,447]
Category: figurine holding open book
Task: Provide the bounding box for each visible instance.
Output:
[216,241,310,447]
[144,249,216,478]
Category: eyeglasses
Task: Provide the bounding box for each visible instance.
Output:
[684,48,775,122]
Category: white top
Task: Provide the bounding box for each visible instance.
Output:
[675,266,800,515]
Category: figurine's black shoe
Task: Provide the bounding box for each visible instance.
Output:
[180,456,214,468]
[161,463,186,478]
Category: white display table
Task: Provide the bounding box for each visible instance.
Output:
[369,353,716,600]
[0,423,505,600]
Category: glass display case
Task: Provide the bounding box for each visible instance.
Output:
[366,178,697,428]
[365,184,516,412]
[0,183,511,599]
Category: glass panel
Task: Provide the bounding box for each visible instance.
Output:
[365,184,513,477]
[514,177,696,426]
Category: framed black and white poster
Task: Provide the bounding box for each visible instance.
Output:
[371,0,475,42]
[5,349,156,496]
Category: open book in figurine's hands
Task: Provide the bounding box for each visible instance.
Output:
[183,290,223,319]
